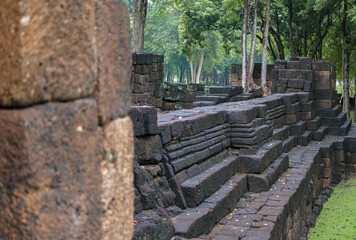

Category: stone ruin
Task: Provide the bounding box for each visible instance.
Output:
[131,57,356,240]
[1,1,356,240]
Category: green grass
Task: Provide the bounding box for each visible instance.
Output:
[308,178,356,240]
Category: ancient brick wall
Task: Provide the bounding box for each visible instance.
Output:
[0,1,134,239]
[162,82,205,111]
[131,52,164,108]
[231,63,274,88]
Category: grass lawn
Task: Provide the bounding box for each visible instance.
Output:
[308,178,356,240]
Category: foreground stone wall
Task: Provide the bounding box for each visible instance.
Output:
[131,52,164,108]
[0,1,134,239]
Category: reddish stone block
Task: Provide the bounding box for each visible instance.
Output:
[0,0,97,107]
[101,116,134,240]
[0,99,102,239]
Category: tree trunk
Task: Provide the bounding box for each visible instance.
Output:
[343,51,350,118]
[341,0,350,118]
[287,0,295,58]
[303,27,307,57]
[311,14,330,60]
[268,36,277,60]
[261,0,271,96]
[270,14,285,59]
[196,50,205,84]
[190,61,195,83]
[190,50,205,84]
[132,0,148,52]
[247,0,259,91]
[242,0,249,92]
[354,79,356,122]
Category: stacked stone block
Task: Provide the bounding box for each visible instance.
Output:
[312,60,352,136]
[313,60,336,112]
[162,82,205,111]
[231,63,274,88]
[0,1,134,239]
[131,52,164,108]
[129,106,176,240]
[271,57,314,94]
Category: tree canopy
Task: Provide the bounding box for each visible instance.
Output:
[125,0,356,89]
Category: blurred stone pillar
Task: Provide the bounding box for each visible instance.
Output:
[0,0,133,239]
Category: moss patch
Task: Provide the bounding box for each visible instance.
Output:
[308,178,356,239]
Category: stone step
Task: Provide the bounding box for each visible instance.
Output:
[328,119,352,136]
[248,153,289,192]
[173,174,248,238]
[231,93,256,101]
[313,126,328,141]
[181,155,239,208]
[316,104,342,118]
[321,112,347,127]
[273,126,290,141]
[290,121,306,136]
[196,95,228,104]
[230,125,273,148]
[207,86,243,96]
[282,136,298,153]
[306,117,321,131]
[298,130,313,146]
[206,143,321,240]
[193,101,216,107]
[237,140,283,174]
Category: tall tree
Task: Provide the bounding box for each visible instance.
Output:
[241,0,249,90]
[261,0,271,96]
[132,0,148,52]
[341,0,351,118]
[246,0,259,92]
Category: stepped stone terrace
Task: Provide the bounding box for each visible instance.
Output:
[132,58,356,240]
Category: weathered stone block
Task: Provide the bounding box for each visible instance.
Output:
[285,102,300,115]
[300,111,316,121]
[312,60,332,71]
[303,81,313,92]
[299,57,312,70]
[288,79,305,89]
[101,116,134,240]
[300,101,315,112]
[94,0,131,125]
[297,92,311,103]
[275,60,287,69]
[285,113,300,125]
[316,100,333,109]
[287,61,301,69]
[135,135,163,164]
[0,0,97,107]
[133,52,153,65]
[314,89,333,100]
[0,99,102,239]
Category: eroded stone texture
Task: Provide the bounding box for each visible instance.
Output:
[0,0,97,107]
[94,0,131,125]
[0,99,101,239]
[101,116,134,240]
